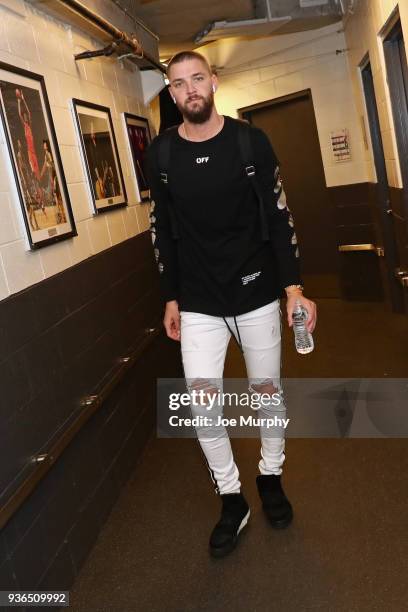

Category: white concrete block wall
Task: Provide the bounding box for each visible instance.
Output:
[0,0,154,302]
[343,0,408,189]
[198,23,368,189]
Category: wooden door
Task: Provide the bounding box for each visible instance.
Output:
[240,90,340,298]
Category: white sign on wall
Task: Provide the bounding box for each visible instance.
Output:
[330,128,352,163]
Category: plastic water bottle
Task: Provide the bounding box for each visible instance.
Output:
[292,299,314,354]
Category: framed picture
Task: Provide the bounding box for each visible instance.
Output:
[0,62,77,249]
[72,99,127,213]
[123,113,152,202]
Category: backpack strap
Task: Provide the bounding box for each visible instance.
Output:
[237,122,270,242]
[157,126,179,239]
[157,125,177,185]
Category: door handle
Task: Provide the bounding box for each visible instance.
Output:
[395,268,408,286]
[338,244,384,256]
[338,243,376,252]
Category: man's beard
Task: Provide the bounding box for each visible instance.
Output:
[180,92,214,124]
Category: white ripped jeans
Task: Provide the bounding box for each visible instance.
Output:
[180,300,286,495]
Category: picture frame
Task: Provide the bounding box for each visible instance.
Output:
[0,62,77,249]
[72,99,127,213]
[123,112,152,203]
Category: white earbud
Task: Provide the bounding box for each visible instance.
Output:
[212,84,216,93]
[171,95,176,103]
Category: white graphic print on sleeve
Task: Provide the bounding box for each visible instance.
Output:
[277,188,287,210]
[149,200,156,245]
[149,199,164,273]
[274,166,299,258]
[274,166,288,211]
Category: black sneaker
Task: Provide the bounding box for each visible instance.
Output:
[256,474,293,529]
[209,492,250,558]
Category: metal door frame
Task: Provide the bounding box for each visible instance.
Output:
[238,88,311,118]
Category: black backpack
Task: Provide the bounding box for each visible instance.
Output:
[155,119,270,242]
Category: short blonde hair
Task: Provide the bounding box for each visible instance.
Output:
[167,51,212,78]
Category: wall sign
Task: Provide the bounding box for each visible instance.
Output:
[330,128,352,162]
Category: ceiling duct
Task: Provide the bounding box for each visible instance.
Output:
[299,0,330,7]
[194,0,346,44]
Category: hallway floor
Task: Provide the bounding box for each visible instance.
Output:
[69,299,408,611]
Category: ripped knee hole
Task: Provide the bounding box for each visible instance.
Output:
[189,379,219,406]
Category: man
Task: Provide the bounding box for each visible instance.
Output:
[17,139,39,231]
[147,50,317,558]
[16,88,40,181]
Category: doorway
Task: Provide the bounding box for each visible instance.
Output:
[383,17,408,312]
[239,90,340,298]
[360,56,404,312]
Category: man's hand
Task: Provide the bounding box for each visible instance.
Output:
[285,289,317,333]
[164,300,180,341]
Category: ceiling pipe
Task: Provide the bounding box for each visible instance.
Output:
[74,41,119,60]
[110,0,159,42]
[54,0,166,73]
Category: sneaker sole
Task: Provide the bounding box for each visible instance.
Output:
[209,509,250,558]
[265,508,293,529]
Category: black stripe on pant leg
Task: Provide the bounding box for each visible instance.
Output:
[195,438,220,495]
[186,385,221,495]
[180,323,221,496]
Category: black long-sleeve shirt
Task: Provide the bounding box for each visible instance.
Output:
[146,115,302,317]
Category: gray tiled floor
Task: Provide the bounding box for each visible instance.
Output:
[69,299,408,611]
